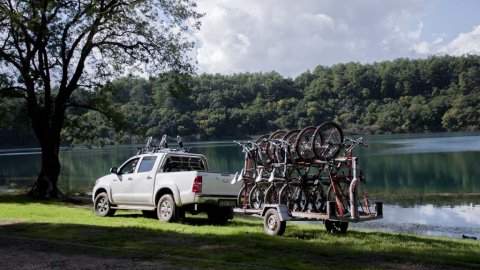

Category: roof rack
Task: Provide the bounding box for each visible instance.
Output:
[136,135,191,155]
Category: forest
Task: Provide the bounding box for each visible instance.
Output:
[1,55,479,147]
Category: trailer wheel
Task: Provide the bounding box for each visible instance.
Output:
[264,208,286,236]
[325,220,348,233]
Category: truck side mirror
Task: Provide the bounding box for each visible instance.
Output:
[110,167,118,174]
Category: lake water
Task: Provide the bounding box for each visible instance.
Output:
[0,132,479,239]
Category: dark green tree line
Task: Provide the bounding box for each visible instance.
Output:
[2,55,480,147]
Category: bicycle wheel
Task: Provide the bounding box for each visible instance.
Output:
[248,185,265,210]
[280,129,300,162]
[264,184,279,204]
[327,179,351,216]
[237,185,249,209]
[278,184,294,211]
[267,129,288,163]
[291,185,307,212]
[309,181,326,212]
[313,121,344,160]
[295,126,316,161]
[255,134,270,166]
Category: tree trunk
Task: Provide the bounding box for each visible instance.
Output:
[27,99,65,199]
[29,137,62,199]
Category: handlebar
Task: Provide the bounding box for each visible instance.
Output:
[344,137,368,153]
[234,140,257,152]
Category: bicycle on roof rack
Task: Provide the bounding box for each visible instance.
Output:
[232,121,383,236]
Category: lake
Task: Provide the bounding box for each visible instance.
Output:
[1,132,479,239]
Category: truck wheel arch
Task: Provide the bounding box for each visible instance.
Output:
[155,187,182,206]
[94,187,109,201]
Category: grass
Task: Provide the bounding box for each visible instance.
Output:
[0,195,479,269]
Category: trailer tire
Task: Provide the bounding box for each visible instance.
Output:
[325,220,348,233]
[264,208,286,236]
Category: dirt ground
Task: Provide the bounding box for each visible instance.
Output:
[0,234,179,270]
[0,197,181,270]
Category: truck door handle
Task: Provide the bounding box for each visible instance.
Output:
[128,177,133,180]
[147,176,152,180]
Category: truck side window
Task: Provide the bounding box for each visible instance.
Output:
[161,156,207,172]
[138,156,157,173]
[119,158,139,174]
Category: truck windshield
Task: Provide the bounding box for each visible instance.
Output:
[162,156,206,172]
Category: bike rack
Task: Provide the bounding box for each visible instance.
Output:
[232,127,384,236]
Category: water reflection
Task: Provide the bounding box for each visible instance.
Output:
[0,133,479,196]
[350,203,480,239]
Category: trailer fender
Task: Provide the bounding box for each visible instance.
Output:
[261,204,291,221]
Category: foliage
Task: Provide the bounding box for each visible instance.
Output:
[2,55,480,146]
[55,55,480,143]
[0,0,202,197]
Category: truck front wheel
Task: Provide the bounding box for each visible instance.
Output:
[94,192,116,217]
[157,194,184,222]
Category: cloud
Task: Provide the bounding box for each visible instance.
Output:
[193,0,428,77]
[413,25,480,56]
[438,25,480,55]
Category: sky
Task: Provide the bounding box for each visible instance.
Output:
[192,0,480,77]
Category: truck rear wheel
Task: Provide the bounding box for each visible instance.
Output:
[157,194,178,222]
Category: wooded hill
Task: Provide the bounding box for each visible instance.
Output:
[1,55,479,146]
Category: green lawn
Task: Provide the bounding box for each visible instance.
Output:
[0,195,479,269]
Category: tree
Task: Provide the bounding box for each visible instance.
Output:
[0,0,202,199]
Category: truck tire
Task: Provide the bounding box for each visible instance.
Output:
[157,194,177,222]
[94,192,116,217]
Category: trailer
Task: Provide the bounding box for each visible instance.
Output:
[231,124,383,235]
[235,201,383,236]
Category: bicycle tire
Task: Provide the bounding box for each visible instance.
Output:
[313,121,344,160]
[280,129,300,162]
[290,184,307,212]
[326,179,351,216]
[267,129,288,163]
[310,182,326,212]
[295,126,317,161]
[278,184,294,211]
[237,185,249,209]
[248,185,265,210]
[264,184,279,204]
[255,134,270,166]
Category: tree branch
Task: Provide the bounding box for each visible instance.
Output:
[0,86,27,98]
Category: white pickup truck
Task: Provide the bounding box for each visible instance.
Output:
[92,149,242,223]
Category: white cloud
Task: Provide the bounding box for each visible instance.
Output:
[193,0,430,77]
[439,25,480,55]
[413,25,480,56]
